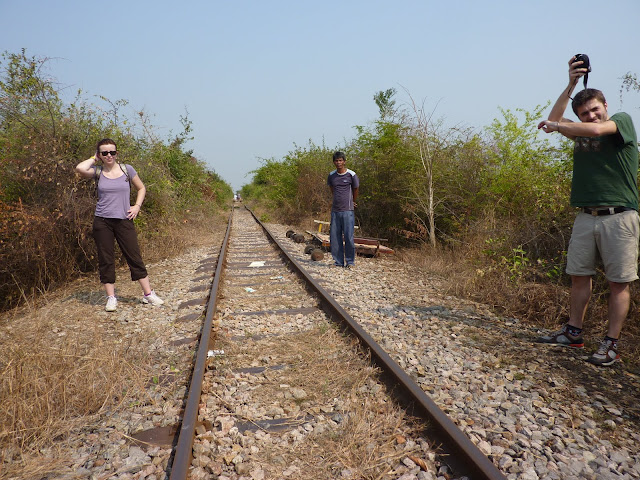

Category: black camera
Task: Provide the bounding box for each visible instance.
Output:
[574,54,591,72]
[574,53,591,89]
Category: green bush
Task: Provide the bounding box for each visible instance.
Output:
[241,89,578,283]
[243,141,334,223]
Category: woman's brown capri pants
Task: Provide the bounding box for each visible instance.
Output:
[92,216,148,284]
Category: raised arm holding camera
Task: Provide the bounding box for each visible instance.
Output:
[536,55,639,367]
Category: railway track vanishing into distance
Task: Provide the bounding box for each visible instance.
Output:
[169,206,505,480]
[6,205,640,479]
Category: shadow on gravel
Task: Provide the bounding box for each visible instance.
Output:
[64,290,141,307]
[64,289,105,306]
[377,302,640,430]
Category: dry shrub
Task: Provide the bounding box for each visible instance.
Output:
[137,209,226,262]
[295,166,331,219]
[0,199,92,310]
[0,168,101,312]
[0,301,155,479]
[403,212,572,328]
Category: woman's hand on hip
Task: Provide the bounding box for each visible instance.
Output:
[127,204,141,220]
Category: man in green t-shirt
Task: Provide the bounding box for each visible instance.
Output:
[536,55,639,367]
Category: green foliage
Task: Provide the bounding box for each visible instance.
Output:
[241,88,578,284]
[348,119,415,240]
[0,50,232,311]
[484,105,572,214]
[620,71,639,99]
[0,49,61,140]
[536,255,565,281]
[479,105,574,264]
[373,88,397,120]
[242,140,333,223]
[500,246,530,281]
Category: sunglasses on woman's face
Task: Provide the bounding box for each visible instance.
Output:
[100,151,117,156]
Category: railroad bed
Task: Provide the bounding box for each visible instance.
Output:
[185,208,450,479]
[179,207,640,480]
[4,207,640,480]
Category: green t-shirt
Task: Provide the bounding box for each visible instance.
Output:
[570,112,639,210]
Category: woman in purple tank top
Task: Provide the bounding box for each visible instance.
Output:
[75,138,164,312]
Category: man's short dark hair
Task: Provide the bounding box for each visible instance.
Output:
[572,88,607,115]
[333,151,346,162]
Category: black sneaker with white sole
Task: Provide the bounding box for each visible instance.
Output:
[535,324,584,348]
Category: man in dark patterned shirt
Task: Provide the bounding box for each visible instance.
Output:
[327,151,360,268]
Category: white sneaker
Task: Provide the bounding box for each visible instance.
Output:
[142,290,164,306]
[105,296,117,312]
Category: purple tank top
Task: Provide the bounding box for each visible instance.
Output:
[93,164,136,219]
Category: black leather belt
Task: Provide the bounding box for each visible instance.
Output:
[583,206,630,216]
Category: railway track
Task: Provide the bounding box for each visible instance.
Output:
[169,206,505,480]
[5,206,639,479]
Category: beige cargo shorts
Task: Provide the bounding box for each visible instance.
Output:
[566,210,640,283]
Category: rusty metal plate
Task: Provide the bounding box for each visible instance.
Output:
[235,415,314,433]
[227,266,283,271]
[231,334,269,342]
[170,336,198,346]
[231,307,320,316]
[129,424,179,447]
[175,312,202,323]
[230,282,283,287]
[192,275,212,282]
[188,284,210,292]
[178,298,208,309]
[226,272,277,277]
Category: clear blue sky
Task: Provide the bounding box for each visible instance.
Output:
[2,0,639,191]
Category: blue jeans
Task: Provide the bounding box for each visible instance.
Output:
[330,210,355,266]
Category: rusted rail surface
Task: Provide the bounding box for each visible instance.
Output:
[169,206,506,480]
[248,207,506,480]
[169,211,233,480]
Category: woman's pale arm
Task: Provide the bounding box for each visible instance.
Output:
[127,174,146,219]
[75,155,97,178]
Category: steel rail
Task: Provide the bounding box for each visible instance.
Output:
[169,210,234,480]
[247,206,507,480]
